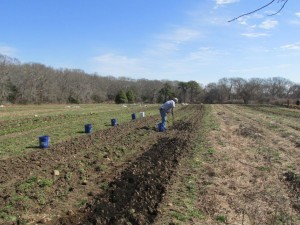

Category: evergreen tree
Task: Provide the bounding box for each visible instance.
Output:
[7,79,19,103]
[115,90,128,104]
[187,81,201,103]
[158,83,173,103]
[126,89,135,103]
[178,81,188,103]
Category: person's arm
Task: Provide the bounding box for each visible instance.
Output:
[172,101,176,116]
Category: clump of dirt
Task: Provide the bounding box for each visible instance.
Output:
[171,121,193,131]
[282,171,300,212]
[136,126,157,131]
[235,124,264,139]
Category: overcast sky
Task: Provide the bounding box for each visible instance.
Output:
[0,0,299,85]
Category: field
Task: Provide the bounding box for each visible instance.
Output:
[0,104,300,224]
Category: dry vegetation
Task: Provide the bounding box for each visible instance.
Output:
[192,104,300,224]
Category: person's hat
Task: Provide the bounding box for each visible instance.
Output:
[173,98,178,103]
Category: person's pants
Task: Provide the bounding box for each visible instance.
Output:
[160,108,167,127]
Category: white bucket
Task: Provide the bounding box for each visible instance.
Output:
[140,112,145,118]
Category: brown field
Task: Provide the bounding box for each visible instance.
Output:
[0,104,299,224]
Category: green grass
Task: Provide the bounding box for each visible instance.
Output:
[100,182,109,191]
[38,178,53,188]
[0,103,160,157]
[0,211,17,223]
[207,148,216,155]
[17,176,38,192]
[216,214,227,223]
[0,175,57,218]
[76,199,87,208]
[64,172,73,181]
[9,195,30,210]
[17,176,53,194]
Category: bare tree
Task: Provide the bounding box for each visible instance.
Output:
[229,0,289,22]
[266,77,293,100]
[2,53,299,105]
[136,79,163,103]
[203,82,222,104]
[0,55,21,103]
[289,84,300,97]
[217,78,234,103]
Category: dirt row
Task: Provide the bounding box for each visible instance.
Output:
[52,106,203,224]
[199,105,300,224]
[0,105,204,225]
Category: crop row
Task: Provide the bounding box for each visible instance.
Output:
[0,104,160,157]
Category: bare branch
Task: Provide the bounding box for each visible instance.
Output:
[268,0,288,16]
[228,0,289,22]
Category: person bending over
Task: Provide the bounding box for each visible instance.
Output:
[159,98,178,127]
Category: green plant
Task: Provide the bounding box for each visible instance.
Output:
[17,176,38,193]
[191,157,202,168]
[100,182,109,191]
[38,178,53,188]
[256,166,271,172]
[10,195,30,210]
[36,192,47,205]
[0,204,15,221]
[65,172,73,181]
[185,179,196,193]
[273,210,292,224]
[207,148,215,154]
[216,214,227,223]
[0,211,17,222]
[170,211,188,222]
[95,164,108,172]
[78,167,85,174]
[187,207,204,219]
[76,199,87,207]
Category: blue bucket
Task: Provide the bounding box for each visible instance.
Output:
[85,124,92,134]
[131,113,136,120]
[111,118,117,126]
[158,123,166,132]
[39,135,49,148]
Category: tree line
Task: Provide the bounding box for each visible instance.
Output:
[0,54,299,105]
[204,77,300,105]
[0,54,201,104]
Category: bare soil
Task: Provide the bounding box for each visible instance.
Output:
[0,105,204,225]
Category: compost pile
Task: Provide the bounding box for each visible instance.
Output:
[0,105,203,225]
